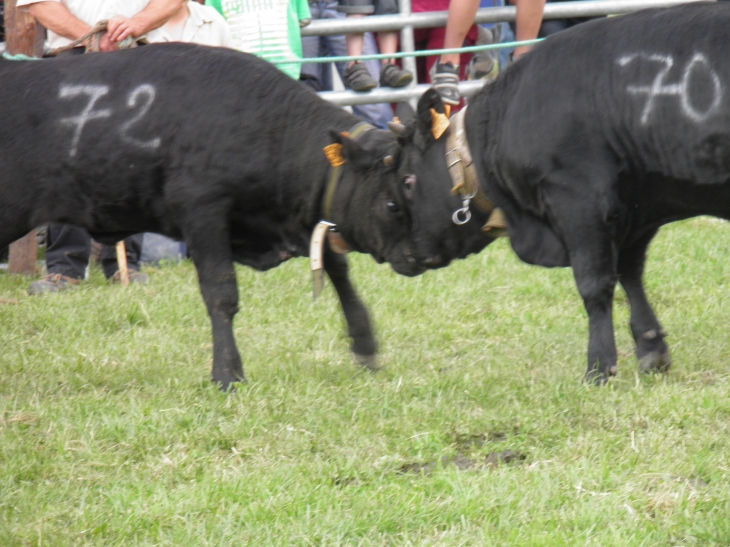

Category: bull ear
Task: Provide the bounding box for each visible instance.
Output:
[327,128,371,170]
[395,101,416,123]
[416,88,450,140]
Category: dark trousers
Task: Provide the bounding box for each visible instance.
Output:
[46,224,142,279]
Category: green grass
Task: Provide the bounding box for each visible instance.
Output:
[2,217,730,546]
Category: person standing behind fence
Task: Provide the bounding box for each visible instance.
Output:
[18,0,230,294]
[338,0,413,91]
[156,0,232,46]
[18,0,185,295]
[431,0,545,105]
[301,1,393,129]
[412,0,481,105]
[206,0,311,80]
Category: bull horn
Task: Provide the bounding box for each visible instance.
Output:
[387,121,407,136]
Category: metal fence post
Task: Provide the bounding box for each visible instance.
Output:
[398,0,418,108]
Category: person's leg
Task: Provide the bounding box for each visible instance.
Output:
[378,31,398,58]
[513,0,547,58]
[301,36,321,83]
[374,0,412,87]
[345,16,365,61]
[28,223,90,294]
[301,2,331,90]
[322,4,392,126]
[318,2,344,93]
[44,224,90,278]
[101,234,147,283]
[354,33,395,127]
[337,0,378,90]
[376,30,413,87]
[430,0,481,105]
[440,0,481,67]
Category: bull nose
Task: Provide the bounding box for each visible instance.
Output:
[421,255,442,267]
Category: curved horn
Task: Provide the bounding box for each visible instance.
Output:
[387,121,407,136]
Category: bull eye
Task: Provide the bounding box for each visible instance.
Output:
[387,200,399,213]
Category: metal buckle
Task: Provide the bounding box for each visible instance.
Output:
[446,147,477,226]
[452,194,476,225]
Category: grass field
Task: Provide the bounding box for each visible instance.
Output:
[2,218,730,546]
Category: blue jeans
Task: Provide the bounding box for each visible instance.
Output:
[301,1,393,129]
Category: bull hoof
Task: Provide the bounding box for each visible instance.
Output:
[213,373,246,392]
[583,366,616,386]
[354,353,380,371]
[638,351,672,374]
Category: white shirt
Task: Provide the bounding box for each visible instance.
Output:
[157,2,233,48]
[16,0,168,50]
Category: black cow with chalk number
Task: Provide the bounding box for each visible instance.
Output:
[392,2,730,384]
[0,44,422,390]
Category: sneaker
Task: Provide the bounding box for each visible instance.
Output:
[379,63,413,88]
[110,270,148,285]
[430,61,460,106]
[28,273,79,295]
[343,62,377,91]
[467,26,499,82]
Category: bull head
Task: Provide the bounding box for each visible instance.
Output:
[323,127,423,277]
[390,90,499,269]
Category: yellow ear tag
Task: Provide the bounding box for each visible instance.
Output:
[444,104,451,118]
[323,143,345,167]
[430,108,450,140]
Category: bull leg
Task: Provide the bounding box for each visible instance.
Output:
[573,246,619,385]
[545,178,620,384]
[323,249,378,369]
[543,184,619,383]
[618,229,671,373]
[187,223,244,391]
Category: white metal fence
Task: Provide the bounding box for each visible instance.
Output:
[306,0,708,106]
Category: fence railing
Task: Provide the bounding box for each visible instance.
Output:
[307,0,708,106]
[302,0,704,36]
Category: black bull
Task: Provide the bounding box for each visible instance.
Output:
[0,44,423,391]
[398,3,730,383]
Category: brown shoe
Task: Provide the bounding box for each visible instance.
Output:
[28,273,80,295]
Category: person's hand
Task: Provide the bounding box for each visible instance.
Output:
[98,33,119,52]
[106,14,145,43]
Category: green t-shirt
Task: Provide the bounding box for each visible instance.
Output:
[206,0,311,80]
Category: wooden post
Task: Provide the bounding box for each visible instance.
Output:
[115,242,130,287]
[5,0,43,275]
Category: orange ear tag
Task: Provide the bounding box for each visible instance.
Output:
[430,108,450,140]
[323,143,345,167]
[444,104,451,118]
